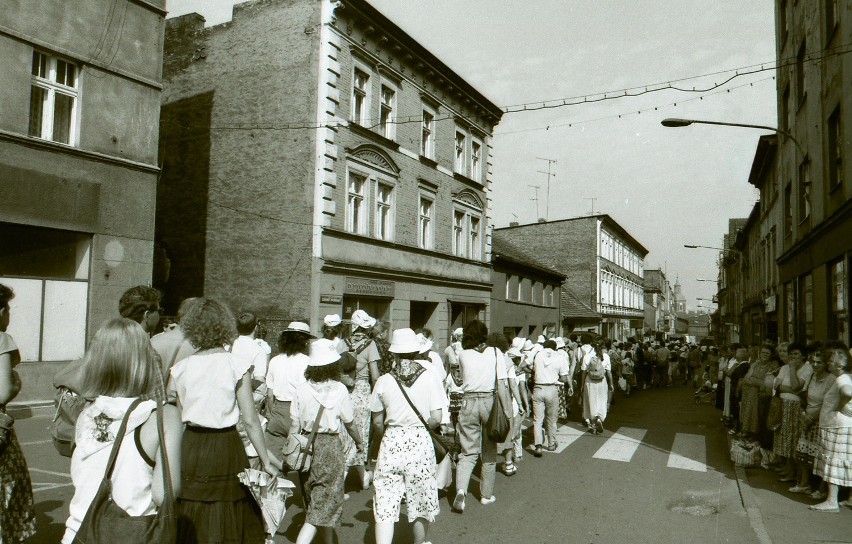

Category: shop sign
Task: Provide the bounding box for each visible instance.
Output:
[320,294,342,304]
[344,277,395,298]
[765,295,776,313]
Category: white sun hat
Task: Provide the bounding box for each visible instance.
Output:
[416,333,434,354]
[308,338,342,367]
[323,314,342,327]
[388,328,421,354]
[284,321,317,339]
[350,309,376,329]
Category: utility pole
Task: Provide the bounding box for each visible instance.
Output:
[536,157,557,220]
[584,197,598,215]
[528,184,541,220]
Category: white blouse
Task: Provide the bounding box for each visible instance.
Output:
[169,351,251,428]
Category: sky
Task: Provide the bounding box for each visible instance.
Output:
[165,0,778,312]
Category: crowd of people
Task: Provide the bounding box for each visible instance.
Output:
[715,340,852,512]
[1,280,850,544]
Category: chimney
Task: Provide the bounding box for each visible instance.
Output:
[509,221,519,227]
[537,218,547,223]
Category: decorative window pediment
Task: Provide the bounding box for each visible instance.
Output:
[347,144,399,176]
[452,188,483,210]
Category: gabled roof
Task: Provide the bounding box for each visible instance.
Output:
[491,232,566,280]
[561,287,601,321]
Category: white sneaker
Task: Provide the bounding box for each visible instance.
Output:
[452,492,466,512]
[480,495,496,505]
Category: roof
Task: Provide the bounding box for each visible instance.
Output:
[561,287,601,321]
[491,232,566,279]
[495,213,649,257]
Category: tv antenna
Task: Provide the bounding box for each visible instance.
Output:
[536,157,557,220]
[528,184,541,220]
[584,197,598,215]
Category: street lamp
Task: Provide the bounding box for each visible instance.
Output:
[661,118,805,156]
[695,278,716,282]
[684,244,741,256]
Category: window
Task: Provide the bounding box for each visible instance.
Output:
[796,41,806,105]
[28,51,78,145]
[784,281,795,341]
[421,107,435,159]
[379,84,395,140]
[351,67,370,126]
[468,216,481,260]
[374,182,394,241]
[453,210,465,256]
[454,130,467,174]
[346,172,367,235]
[471,138,482,182]
[418,195,434,249]
[801,273,813,342]
[830,259,848,342]
[784,181,793,237]
[505,274,513,299]
[780,85,791,133]
[828,106,843,190]
[798,159,810,222]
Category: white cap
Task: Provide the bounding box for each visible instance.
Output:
[388,328,421,354]
[507,337,525,358]
[351,309,376,329]
[308,339,342,367]
[537,335,546,344]
[284,321,316,339]
[453,327,464,338]
[416,333,434,354]
[323,314,342,327]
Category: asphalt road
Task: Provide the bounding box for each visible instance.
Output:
[12,384,850,543]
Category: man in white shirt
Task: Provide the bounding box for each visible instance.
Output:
[230,312,270,405]
[530,339,571,456]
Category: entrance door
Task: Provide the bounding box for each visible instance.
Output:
[410,301,437,332]
[449,302,485,336]
[342,296,390,330]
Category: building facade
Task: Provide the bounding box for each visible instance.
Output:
[490,231,564,340]
[773,0,851,343]
[0,0,166,401]
[159,0,502,347]
[643,269,675,338]
[494,215,648,341]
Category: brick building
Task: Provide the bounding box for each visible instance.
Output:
[158,0,502,346]
[490,231,564,340]
[0,0,166,401]
[643,269,675,337]
[494,215,648,341]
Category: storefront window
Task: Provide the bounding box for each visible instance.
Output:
[830,258,848,343]
[784,281,795,341]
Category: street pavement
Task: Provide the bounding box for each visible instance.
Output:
[12,384,851,543]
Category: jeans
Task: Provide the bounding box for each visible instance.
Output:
[532,384,559,447]
[455,392,497,499]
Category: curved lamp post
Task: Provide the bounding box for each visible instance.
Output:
[661,118,805,157]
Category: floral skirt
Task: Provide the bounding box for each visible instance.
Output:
[0,429,36,544]
[344,380,371,467]
[795,423,820,464]
[373,427,439,523]
[738,386,760,434]
[305,434,346,527]
[772,399,802,458]
[814,426,852,486]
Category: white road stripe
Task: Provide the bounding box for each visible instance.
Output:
[32,482,74,493]
[547,425,586,453]
[19,439,54,447]
[667,433,707,472]
[28,467,71,478]
[592,427,647,462]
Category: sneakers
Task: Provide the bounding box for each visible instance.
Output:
[810,490,827,500]
[531,445,543,457]
[480,495,496,506]
[452,492,466,513]
[362,470,373,490]
[788,484,811,494]
[545,442,558,452]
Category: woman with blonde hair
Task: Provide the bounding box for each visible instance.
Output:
[62,317,183,543]
[167,298,277,543]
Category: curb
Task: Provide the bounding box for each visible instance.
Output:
[727,433,772,544]
[7,400,54,410]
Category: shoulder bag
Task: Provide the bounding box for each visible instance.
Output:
[281,406,325,472]
[390,374,448,462]
[766,389,783,432]
[486,350,511,443]
[73,398,176,544]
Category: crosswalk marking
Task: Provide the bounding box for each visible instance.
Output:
[592,427,647,462]
[547,425,586,453]
[667,433,707,472]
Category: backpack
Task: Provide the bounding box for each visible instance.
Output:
[586,353,606,381]
[49,386,88,457]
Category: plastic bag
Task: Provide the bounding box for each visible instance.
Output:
[238,469,295,536]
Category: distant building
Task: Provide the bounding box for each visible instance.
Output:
[0,0,166,401]
[644,269,675,337]
[494,214,648,341]
[158,0,502,347]
[490,231,565,340]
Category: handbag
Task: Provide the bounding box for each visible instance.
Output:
[435,454,454,490]
[486,350,510,444]
[391,374,448,462]
[0,407,13,452]
[766,392,783,432]
[50,387,88,457]
[281,406,324,472]
[73,398,176,544]
[729,438,762,467]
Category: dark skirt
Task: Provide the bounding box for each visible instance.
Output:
[177,425,266,544]
[304,433,346,528]
[265,399,291,459]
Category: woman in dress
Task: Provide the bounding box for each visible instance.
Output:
[452,320,511,513]
[0,284,36,544]
[290,339,364,544]
[62,318,183,543]
[737,345,779,441]
[810,342,852,512]
[342,310,380,492]
[371,328,445,544]
[789,348,833,496]
[773,342,813,481]
[265,322,315,455]
[167,298,277,544]
[580,337,613,435]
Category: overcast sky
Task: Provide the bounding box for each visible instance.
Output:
[165,0,778,312]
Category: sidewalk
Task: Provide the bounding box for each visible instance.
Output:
[726,432,852,544]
